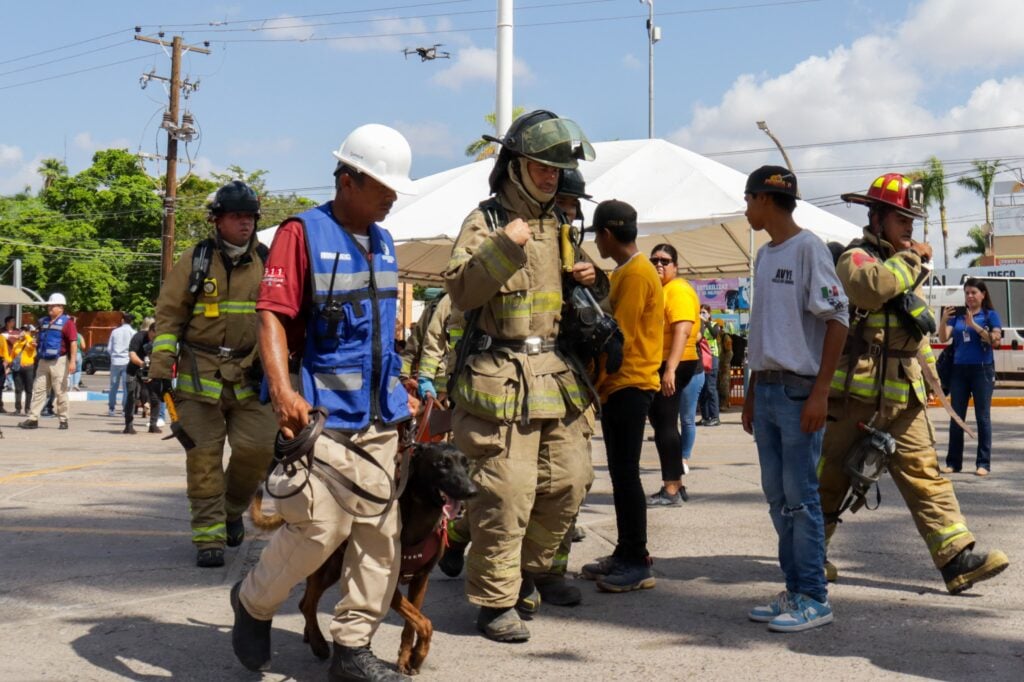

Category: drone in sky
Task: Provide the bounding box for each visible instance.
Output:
[403,44,450,61]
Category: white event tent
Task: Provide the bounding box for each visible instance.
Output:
[261,139,862,283]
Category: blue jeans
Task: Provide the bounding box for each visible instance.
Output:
[946,363,995,471]
[678,370,704,461]
[753,381,827,603]
[108,364,128,412]
[699,356,720,421]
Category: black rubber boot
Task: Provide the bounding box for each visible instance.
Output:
[941,547,1009,595]
[226,517,245,547]
[532,572,582,607]
[514,572,541,619]
[196,547,224,567]
[329,642,410,681]
[230,581,272,672]
[476,606,530,643]
[438,541,466,578]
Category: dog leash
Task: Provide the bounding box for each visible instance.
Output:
[265,407,413,519]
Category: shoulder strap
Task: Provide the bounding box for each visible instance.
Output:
[187,239,216,299]
[479,197,509,233]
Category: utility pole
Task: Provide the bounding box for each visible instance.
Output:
[641,0,661,138]
[495,0,514,138]
[135,31,209,283]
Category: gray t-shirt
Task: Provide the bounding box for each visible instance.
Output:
[747,229,849,376]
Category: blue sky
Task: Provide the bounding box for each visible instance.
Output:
[3,0,1024,264]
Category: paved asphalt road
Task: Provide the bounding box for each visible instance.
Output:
[0,394,1021,681]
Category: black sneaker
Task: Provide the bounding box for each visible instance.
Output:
[941,547,1009,595]
[58,421,69,430]
[226,517,245,547]
[596,557,656,593]
[123,424,137,435]
[647,487,683,507]
[230,581,272,672]
[148,425,162,434]
[330,642,410,681]
[580,555,623,581]
[438,541,466,578]
[18,419,38,430]
[704,417,720,427]
[196,547,225,568]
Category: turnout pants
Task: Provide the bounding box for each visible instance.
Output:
[240,424,401,648]
[452,406,594,608]
[819,397,974,569]
[28,356,69,422]
[177,383,276,549]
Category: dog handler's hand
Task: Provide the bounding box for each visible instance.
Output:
[274,389,312,439]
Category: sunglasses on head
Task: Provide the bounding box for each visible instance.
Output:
[650,257,674,266]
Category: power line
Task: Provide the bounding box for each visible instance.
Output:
[703,124,1024,158]
[0,28,130,66]
[0,235,161,258]
[0,52,160,91]
[0,40,134,78]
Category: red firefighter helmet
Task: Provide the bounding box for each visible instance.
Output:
[840,173,926,219]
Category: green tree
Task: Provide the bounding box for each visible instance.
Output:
[954,225,988,267]
[911,157,950,267]
[37,157,67,191]
[907,168,939,244]
[465,107,526,160]
[956,159,1000,255]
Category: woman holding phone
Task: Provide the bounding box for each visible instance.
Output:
[938,278,1001,476]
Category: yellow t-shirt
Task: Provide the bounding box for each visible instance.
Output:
[662,278,700,362]
[598,253,663,402]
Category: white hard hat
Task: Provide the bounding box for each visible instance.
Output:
[332,124,417,196]
[46,293,67,305]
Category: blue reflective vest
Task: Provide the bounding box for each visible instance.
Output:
[298,203,409,431]
[37,314,69,361]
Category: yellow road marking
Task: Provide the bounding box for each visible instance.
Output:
[0,526,189,537]
[0,458,129,485]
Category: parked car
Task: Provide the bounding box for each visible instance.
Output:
[81,344,111,374]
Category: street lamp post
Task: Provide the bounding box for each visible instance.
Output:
[641,0,660,138]
[756,120,794,172]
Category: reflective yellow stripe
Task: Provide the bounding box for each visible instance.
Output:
[193,301,256,315]
[494,291,563,320]
[526,389,565,414]
[920,345,936,364]
[466,551,519,578]
[153,334,178,353]
[524,519,562,549]
[531,291,562,314]
[435,373,449,392]
[177,373,223,400]
[234,384,256,401]
[551,551,569,568]
[831,371,910,403]
[883,256,913,290]
[926,522,970,556]
[192,523,226,542]
[453,383,517,419]
[475,236,520,284]
[401,358,414,376]
[419,357,441,377]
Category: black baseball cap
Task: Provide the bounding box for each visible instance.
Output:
[745,165,799,198]
[592,199,637,232]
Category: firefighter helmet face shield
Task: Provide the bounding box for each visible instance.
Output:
[518,118,595,169]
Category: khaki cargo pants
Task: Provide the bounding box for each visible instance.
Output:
[453,406,594,608]
[240,423,401,647]
[28,355,69,422]
[819,397,975,569]
[178,383,276,549]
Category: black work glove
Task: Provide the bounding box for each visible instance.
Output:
[147,377,174,397]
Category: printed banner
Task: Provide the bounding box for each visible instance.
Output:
[692,277,750,310]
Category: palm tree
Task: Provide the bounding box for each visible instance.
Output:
[956,159,1000,255]
[907,168,940,244]
[955,225,988,266]
[923,156,950,268]
[465,107,525,160]
[37,157,68,191]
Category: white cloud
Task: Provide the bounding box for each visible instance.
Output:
[622,53,642,70]
[261,15,316,42]
[0,144,43,195]
[261,14,464,53]
[431,46,533,91]
[392,121,459,160]
[666,0,1024,267]
[72,132,131,153]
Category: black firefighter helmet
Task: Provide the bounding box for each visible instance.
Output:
[483,109,595,193]
[209,180,261,219]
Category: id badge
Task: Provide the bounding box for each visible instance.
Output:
[963,329,971,343]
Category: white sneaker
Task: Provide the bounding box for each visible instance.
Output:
[682,460,690,475]
[157,417,166,427]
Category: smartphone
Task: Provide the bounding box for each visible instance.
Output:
[954,306,967,317]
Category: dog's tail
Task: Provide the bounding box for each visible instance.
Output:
[249,488,286,531]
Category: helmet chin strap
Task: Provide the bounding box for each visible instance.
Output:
[513,157,556,206]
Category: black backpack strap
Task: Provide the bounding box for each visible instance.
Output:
[187,239,216,299]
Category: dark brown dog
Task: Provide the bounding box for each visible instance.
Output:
[250,441,476,675]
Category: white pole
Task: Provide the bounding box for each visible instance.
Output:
[496,0,514,137]
[13,258,22,327]
[647,0,655,138]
